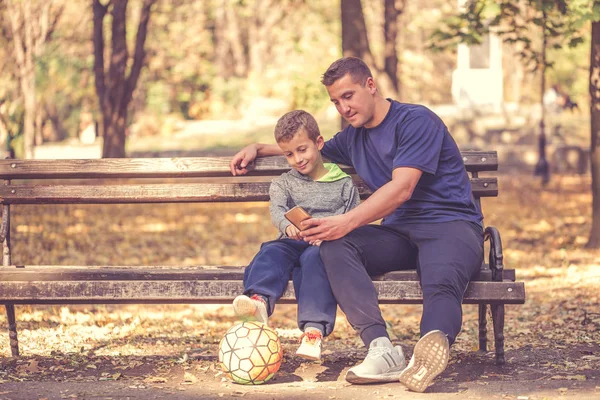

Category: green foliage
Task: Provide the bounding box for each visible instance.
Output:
[430,0,597,73]
[291,74,330,114]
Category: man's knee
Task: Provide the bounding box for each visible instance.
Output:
[421,268,470,300]
[319,238,354,266]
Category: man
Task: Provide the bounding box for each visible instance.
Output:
[230,57,484,393]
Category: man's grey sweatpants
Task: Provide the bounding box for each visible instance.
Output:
[319,220,484,347]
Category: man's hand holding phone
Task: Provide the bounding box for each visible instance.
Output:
[285,206,323,245]
[284,206,312,231]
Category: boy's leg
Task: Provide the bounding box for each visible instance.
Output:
[319,225,416,382]
[243,239,308,315]
[292,245,335,361]
[399,221,483,392]
[292,245,337,336]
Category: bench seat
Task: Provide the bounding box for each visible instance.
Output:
[0,266,524,305]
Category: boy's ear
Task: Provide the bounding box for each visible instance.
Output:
[316,135,325,150]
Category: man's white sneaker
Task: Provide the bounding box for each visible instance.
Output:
[399,330,449,393]
[345,337,407,384]
[295,328,323,361]
[232,294,269,325]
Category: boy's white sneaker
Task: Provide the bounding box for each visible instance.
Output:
[232,294,269,325]
[345,337,407,384]
[296,328,323,361]
[399,330,449,393]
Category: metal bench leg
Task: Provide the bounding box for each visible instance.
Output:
[490,303,505,365]
[6,304,19,357]
[478,303,488,352]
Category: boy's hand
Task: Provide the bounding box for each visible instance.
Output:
[285,224,302,240]
[230,144,258,176]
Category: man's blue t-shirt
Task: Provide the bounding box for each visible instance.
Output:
[321,100,483,226]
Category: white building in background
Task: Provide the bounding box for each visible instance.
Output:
[451,1,504,112]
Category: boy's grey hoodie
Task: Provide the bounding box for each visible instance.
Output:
[269,163,360,238]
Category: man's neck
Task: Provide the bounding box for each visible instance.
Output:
[364,97,392,129]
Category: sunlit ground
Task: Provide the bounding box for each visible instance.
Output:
[0,174,598,398]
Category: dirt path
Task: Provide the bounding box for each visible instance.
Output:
[1,339,599,400]
[0,175,599,399]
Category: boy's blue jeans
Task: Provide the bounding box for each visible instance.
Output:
[243,238,336,336]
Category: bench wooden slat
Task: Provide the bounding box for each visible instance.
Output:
[0,177,497,204]
[0,152,498,179]
[0,280,525,305]
[0,265,516,282]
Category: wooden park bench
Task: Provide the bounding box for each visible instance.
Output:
[0,151,525,364]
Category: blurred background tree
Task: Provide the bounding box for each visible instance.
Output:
[0,0,594,160]
[1,0,63,159]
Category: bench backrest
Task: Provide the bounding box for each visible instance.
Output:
[0,151,498,205]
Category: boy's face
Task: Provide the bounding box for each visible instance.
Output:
[326,73,377,128]
[278,128,324,178]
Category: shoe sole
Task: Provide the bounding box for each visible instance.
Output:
[233,295,268,325]
[399,330,449,393]
[233,296,255,317]
[295,351,321,362]
[345,367,405,384]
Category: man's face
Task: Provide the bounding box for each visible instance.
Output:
[326,73,377,128]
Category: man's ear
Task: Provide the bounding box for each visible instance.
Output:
[366,77,377,94]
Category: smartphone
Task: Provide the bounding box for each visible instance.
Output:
[284,206,312,231]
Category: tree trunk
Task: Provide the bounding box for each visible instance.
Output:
[93,0,155,158]
[384,0,403,95]
[341,0,376,67]
[587,21,600,248]
[21,75,35,159]
[340,0,399,129]
[214,0,247,80]
[341,0,376,129]
[534,10,549,184]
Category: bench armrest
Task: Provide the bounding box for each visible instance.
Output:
[484,226,504,282]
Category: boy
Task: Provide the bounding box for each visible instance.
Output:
[233,110,360,361]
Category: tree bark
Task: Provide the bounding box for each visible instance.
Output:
[587,21,600,248]
[534,10,549,184]
[340,0,400,129]
[384,0,403,95]
[341,0,376,66]
[341,0,375,129]
[93,0,155,158]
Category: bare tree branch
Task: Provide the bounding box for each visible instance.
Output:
[124,0,155,108]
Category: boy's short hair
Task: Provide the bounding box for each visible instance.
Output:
[274,110,320,143]
[321,57,373,87]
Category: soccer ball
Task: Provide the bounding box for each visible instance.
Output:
[218,321,283,385]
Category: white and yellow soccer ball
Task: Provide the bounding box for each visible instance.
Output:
[218,321,283,385]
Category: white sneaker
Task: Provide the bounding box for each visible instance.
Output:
[232,294,269,325]
[296,328,323,361]
[345,337,407,384]
[399,330,449,393]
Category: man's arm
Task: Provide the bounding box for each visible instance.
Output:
[229,143,283,176]
[300,167,422,241]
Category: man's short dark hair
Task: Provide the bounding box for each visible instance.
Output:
[274,110,320,143]
[321,57,373,87]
